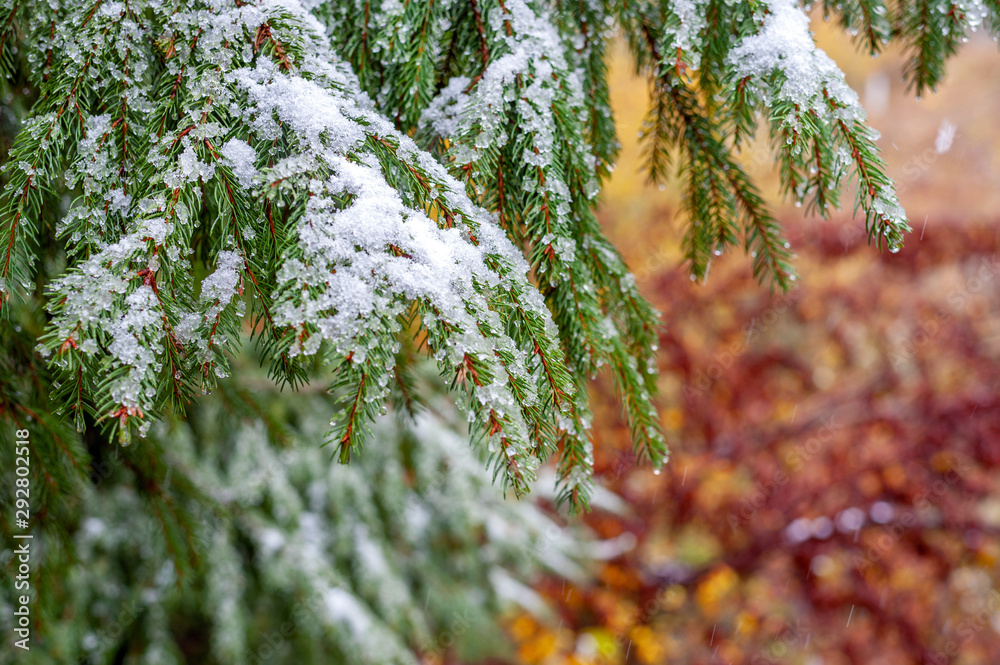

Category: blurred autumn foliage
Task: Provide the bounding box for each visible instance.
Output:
[505,19,1000,665]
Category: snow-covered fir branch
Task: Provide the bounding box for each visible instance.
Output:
[2,0,996,510]
[1,0,997,662]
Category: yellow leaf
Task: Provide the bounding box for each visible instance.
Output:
[694,565,739,617]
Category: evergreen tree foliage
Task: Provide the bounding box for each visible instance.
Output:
[0,0,995,662]
[3,354,609,664]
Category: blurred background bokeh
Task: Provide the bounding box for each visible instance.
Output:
[504,17,1000,665]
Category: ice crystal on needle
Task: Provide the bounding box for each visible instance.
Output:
[663,0,709,70]
[219,138,259,188]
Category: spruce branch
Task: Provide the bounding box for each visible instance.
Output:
[1,0,986,516]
